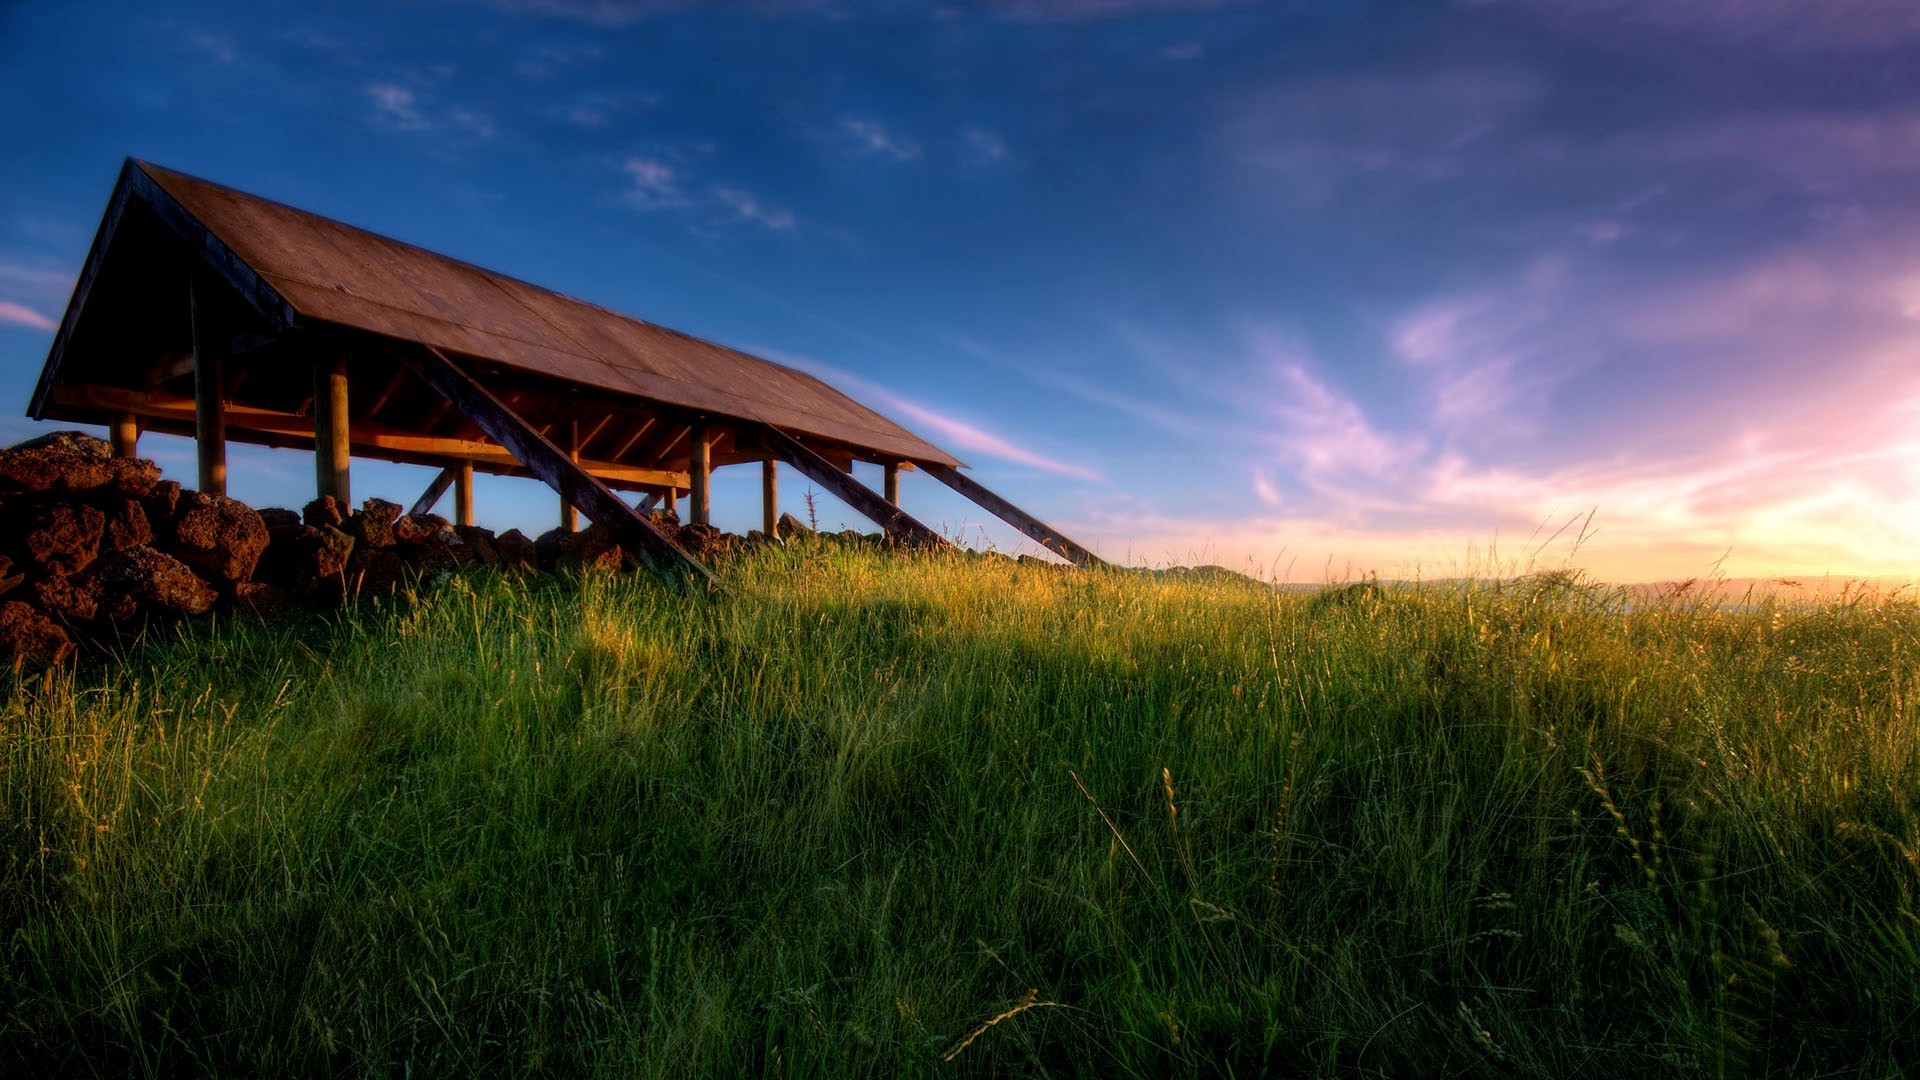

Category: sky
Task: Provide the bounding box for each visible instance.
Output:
[3,0,1919,583]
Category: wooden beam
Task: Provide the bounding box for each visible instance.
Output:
[763,459,778,538]
[562,419,580,533]
[749,424,947,549]
[48,385,690,490]
[690,420,711,526]
[884,462,900,506]
[637,492,661,513]
[191,270,228,496]
[365,369,409,419]
[314,354,351,505]
[410,466,456,517]
[455,460,473,527]
[109,412,139,459]
[920,462,1105,568]
[402,346,712,584]
[611,416,656,461]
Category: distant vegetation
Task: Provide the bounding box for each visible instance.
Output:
[4,544,1917,1076]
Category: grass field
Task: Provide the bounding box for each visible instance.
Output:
[4,542,1918,1077]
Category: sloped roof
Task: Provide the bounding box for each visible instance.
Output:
[34,159,960,468]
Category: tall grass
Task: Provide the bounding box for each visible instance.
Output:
[3,545,1917,1076]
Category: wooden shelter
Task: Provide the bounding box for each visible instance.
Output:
[29,159,1104,580]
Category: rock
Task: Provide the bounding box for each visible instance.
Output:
[452,524,499,567]
[233,581,292,619]
[345,546,408,596]
[0,600,73,666]
[495,529,537,572]
[143,481,183,544]
[393,513,452,546]
[676,522,725,559]
[561,523,622,573]
[302,495,345,528]
[0,553,21,597]
[257,525,354,597]
[95,547,217,617]
[397,539,458,575]
[345,498,401,548]
[0,431,113,494]
[171,491,269,586]
[534,527,572,569]
[100,498,152,553]
[776,512,813,539]
[107,456,161,497]
[16,503,106,576]
[256,507,302,530]
[29,572,101,624]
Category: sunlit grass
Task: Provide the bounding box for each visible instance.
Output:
[3,544,1917,1076]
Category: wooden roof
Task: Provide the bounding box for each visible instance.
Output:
[30,159,961,475]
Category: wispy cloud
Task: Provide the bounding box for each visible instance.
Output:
[844,118,921,161]
[620,156,686,208]
[0,301,57,331]
[1479,0,1920,49]
[984,0,1258,21]
[366,81,495,140]
[615,156,796,230]
[760,349,1105,481]
[963,128,1007,160]
[712,186,796,230]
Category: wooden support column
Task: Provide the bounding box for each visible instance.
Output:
[454,460,473,527]
[562,420,580,532]
[883,462,900,506]
[762,459,778,537]
[749,423,947,549]
[660,488,676,518]
[920,462,1106,568]
[313,354,351,506]
[402,345,711,584]
[410,466,456,517]
[190,272,228,495]
[690,421,711,526]
[109,412,139,459]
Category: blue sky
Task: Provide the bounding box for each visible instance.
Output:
[3,0,1919,581]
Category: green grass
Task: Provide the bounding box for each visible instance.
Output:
[3,544,1918,1077]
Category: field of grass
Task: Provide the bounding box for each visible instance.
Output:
[4,541,1918,1077]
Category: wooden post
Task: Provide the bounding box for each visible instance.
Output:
[749,423,948,549]
[690,421,711,526]
[109,412,139,459]
[562,420,580,532]
[883,462,900,506]
[313,354,351,506]
[454,460,473,527]
[920,462,1107,567]
[661,487,676,518]
[191,272,228,496]
[762,459,778,537]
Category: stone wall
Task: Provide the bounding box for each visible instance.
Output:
[0,431,768,668]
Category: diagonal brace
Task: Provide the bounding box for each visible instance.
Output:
[749,423,948,549]
[410,465,457,517]
[920,462,1105,568]
[403,345,713,584]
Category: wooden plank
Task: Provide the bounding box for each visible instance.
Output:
[191,270,228,495]
[763,459,778,538]
[637,492,661,513]
[314,354,351,505]
[562,419,579,533]
[750,424,947,549]
[403,345,712,584]
[28,165,138,420]
[611,416,655,460]
[129,162,298,331]
[49,384,690,490]
[410,466,456,517]
[921,462,1106,568]
[690,420,711,526]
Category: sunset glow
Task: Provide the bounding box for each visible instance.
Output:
[3,0,1918,583]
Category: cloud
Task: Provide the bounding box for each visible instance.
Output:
[982,0,1257,21]
[963,128,1007,160]
[844,118,921,161]
[1475,0,1920,49]
[620,157,686,208]
[761,350,1105,481]
[712,186,796,230]
[0,301,57,331]
[365,81,495,140]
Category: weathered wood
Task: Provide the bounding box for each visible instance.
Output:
[884,462,900,506]
[611,417,656,461]
[562,420,579,533]
[455,460,473,526]
[49,385,691,490]
[660,488,676,517]
[763,459,778,538]
[403,345,712,584]
[313,354,351,505]
[109,412,139,459]
[410,466,456,517]
[690,420,711,526]
[191,271,228,496]
[920,462,1106,567]
[750,424,947,549]
[636,492,661,513]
